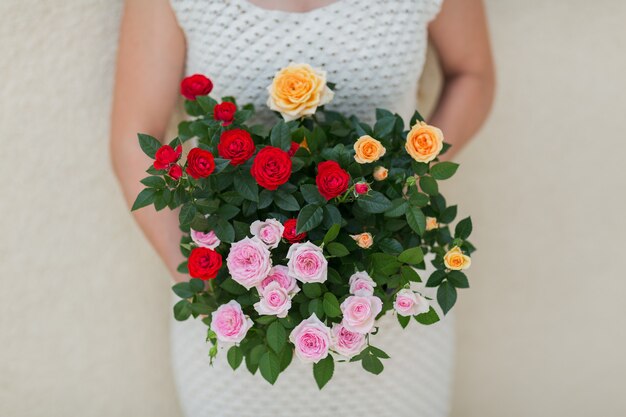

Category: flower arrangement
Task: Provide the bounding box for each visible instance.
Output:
[132,63,475,388]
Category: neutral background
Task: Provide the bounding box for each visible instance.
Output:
[1,1,625,416]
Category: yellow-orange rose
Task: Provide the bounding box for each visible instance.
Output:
[443,246,471,270]
[353,135,386,164]
[425,217,438,231]
[267,63,334,121]
[350,232,373,249]
[373,166,388,181]
[405,121,444,163]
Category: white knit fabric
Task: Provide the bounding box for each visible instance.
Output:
[169,1,452,416]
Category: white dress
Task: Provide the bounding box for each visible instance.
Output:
[168,1,454,416]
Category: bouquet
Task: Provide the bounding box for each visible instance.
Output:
[132,63,474,388]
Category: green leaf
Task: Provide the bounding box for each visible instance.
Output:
[378,238,403,255]
[405,206,426,235]
[302,283,323,299]
[398,247,424,265]
[217,204,240,221]
[322,292,341,318]
[322,205,342,229]
[313,355,334,389]
[173,300,192,321]
[447,270,470,288]
[397,314,410,328]
[373,116,396,138]
[179,203,196,225]
[437,281,457,315]
[308,298,325,319]
[138,133,161,158]
[259,351,281,385]
[279,346,293,371]
[369,253,401,276]
[426,270,447,287]
[227,346,243,370]
[235,172,259,202]
[270,121,292,151]
[439,205,458,224]
[213,158,231,173]
[196,95,217,114]
[410,110,425,125]
[274,190,300,211]
[384,198,409,218]
[400,266,422,283]
[300,184,326,205]
[258,189,273,209]
[327,242,349,257]
[267,321,287,353]
[189,278,204,293]
[131,188,157,211]
[172,282,194,298]
[362,353,384,375]
[430,162,459,180]
[455,217,473,240]
[368,346,390,359]
[214,219,235,243]
[220,278,248,295]
[296,204,324,234]
[323,223,341,244]
[140,176,166,188]
[414,307,440,325]
[419,176,439,196]
[356,191,393,214]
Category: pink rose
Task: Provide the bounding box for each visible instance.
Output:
[226,237,272,289]
[286,241,327,283]
[393,289,430,317]
[253,282,292,318]
[258,265,299,294]
[354,181,370,196]
[250,219,285,249]
[210,300,253,343]
[289,313,332,363]
[340,294,383,334]
[331,323,366,359]
[348,271,377,296]
[190,229,221,250]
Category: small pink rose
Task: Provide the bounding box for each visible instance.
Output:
[190,229,220,250]
[331,323,366,359]
[210,300,253,343]
[226,237,272,289]
[289,313,332,363]
[393,289,430,317]
[254,282,292,318]
[286,241,328,283]
[348,271,377,296]
[354,181,370,195]
[340,294,383,334]
[250,219,285,249]
[258,265,299,294]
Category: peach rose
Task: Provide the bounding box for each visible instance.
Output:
[444,246,471,270]
[405,121,444,163]
[266,63,334,121]
[372,166,388,181]
[425,217,439,231]
[353,135,386,164]
[350,232,373,249]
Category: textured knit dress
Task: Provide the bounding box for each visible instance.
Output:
[168,1,453,416]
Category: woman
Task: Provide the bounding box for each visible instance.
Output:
[110,0,494,416]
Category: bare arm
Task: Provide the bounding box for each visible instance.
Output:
[110,0,188,282]
[428,0,495,160]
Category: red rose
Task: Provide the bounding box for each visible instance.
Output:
[168,164,182,180]
[288,141,300,157]
[354,181,369,195]
[180,74,213,100]
[283,219,306,243]
[153,145,182,170]
[316,161,350,200]
[250,146,292,190]
[188,247,222,280]
[214,102,237,126]
[186,148,216,179]
[217,129,255,165]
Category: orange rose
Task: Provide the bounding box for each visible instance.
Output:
[267,63,334,121]
[373,166,388,181]
[425,217,438,231]
[405,121,443,163]
[353,135,386,164]
[443,246,471,270]
[350,232,373,249]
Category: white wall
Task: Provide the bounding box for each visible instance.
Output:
[1,1,625,416]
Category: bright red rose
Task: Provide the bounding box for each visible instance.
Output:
[288,141,300,157]
[186,148,216,179]
[354,181,369,195]
[153,145,182,170]
[214,102,237,126]
[250,146,292,190]
[217,129,255,165]
[283,218,306,243]
[168,164,183,180]
[180,74,213,100]
[188,247,222,280]
[316,160,350,200]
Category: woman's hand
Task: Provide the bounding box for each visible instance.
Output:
[110,0,188,282]
[428,0,496,160]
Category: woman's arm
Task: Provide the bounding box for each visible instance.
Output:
[428,0,495,160]
[110,0,188,282]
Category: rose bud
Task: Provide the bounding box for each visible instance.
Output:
[288,141,300,157]
[168,164,183,180]
[350,232,373,249]
[180,74,213,100]
[425,217,439,231]
[354,181,370,196]
[153,145,182,170]
[213,101,237,126]
[372,166,388,181]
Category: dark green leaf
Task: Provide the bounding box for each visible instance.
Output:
[430,162,459,180]
[384,198,409,218]
[414,307,440,325]
[405,206,426,235]
[302,283,323,299]
[313,355,334,389]
[172,282,194,298]
[455,217,473,240]
[362,353,384,375]
[323,223,341,244]
[274,190,300,211]
[327,242,349,257]
[437,281,457,315]
[173,300,192,321]
[447,270,470,288]
[259,351,281,384]
[419,176,439,196]
[398,247,424,265]
[378,238,403,255]
[300,184,326,205]
[439,205,458,224]
[369,346,390,359]
[220,278,248,295]
[179,203,196,225]
[138,133,161,158]
[426,270,447,287]
[235,172,259,202]
[373,116,395,138]
[214,219,235,243]
[322,292,341,318]
[227,346,243,370]
[131,188,157,211]
[356,191,393,214]
[140,176,166,188]
[270,121,292,151]
[296,204,324,234]
[189,278,204,293]
[397,314,410,328]
[267,321,287,353]
[400,265,421,283]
